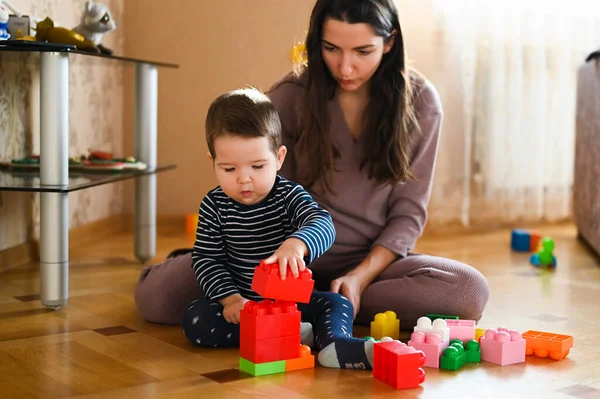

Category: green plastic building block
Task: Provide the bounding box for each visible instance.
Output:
[426,313,459,321]
[465,340,481,363]
[239,357,285,376]
[440,341,467,371]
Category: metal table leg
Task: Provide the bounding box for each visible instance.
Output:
[134,63,158,264]
[39,52,69,308]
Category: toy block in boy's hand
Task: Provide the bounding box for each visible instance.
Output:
[240,299,301,340]
[251,260,314,303]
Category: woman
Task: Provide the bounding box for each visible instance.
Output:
[134,0,490,328]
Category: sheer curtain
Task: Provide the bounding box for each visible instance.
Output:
[426,0,600,228]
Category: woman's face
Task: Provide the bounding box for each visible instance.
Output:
[321,18,394,94]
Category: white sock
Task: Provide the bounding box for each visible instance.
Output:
[300,322,314,348]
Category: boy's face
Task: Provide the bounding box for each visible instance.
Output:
[211,134,286,205]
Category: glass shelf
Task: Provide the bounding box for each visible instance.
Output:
[0,40,179,68]
[0,164,176,193]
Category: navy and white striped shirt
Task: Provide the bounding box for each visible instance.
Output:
[191,175,336,302]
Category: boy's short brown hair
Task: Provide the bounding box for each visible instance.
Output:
[205,87,282,158]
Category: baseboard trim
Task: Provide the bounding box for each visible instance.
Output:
[0,241,37,272]
[0,214,130,270]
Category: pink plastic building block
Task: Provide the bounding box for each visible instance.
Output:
[480,328,526,366]
[407,331,449,368]
[414,317,450,342]
[446,319,476,343]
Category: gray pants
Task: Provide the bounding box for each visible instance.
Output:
[134,251,490,328]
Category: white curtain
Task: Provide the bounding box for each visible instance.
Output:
[426,0,600,228]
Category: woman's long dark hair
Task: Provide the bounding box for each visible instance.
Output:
[296,0,418,193]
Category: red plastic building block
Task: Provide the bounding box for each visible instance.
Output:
[240,333,300,364]
[239,299,301,363]
[251,260,314,303]
[240,299,301,340]
[479,328,526,366]
[522,330,573,360]
[373,340,426,390]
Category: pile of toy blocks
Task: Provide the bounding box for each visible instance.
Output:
[369,312,574,390]
[511,228,557,268]
[238,260,315,376]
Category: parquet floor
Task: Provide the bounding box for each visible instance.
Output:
[1,222,599,398]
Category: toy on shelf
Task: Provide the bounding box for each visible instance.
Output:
[0,1,10,40]
[373,340,426,390]
[370,310,400,340]
[479,328,526,366]
[239,261,315,377]
[511,229,542,252]
[529,237,557,269]
[35,16,99,52]
[2,150,147,173]
[522,330,573,360]
[72,1,116,55]
[439,339,480,371]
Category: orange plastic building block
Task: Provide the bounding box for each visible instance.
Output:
[370,311,400,340]
[285,345,315,371]
[522,330,573,360]
[186,213,198,244]
[240,299,300,340]
[251,260,314,303]
[373,340,426,390]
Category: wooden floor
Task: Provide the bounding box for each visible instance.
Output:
[1,222,599,399]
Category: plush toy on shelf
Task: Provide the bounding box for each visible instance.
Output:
[72,0,116,55]
[0,2,11,40]
[35,16,99,52]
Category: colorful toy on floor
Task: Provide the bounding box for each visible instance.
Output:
[426,313,458,321]
[511,229,542,252]
[373,340,426,389]
[239,261,315,376]
[479,328,526,366]
[529,237,557,269]
[522,330,573,360]
[413,316,450,342]
[407,330,449,368]
[439,339,480,371]
[446,319,476,344]
[370,310,400,340]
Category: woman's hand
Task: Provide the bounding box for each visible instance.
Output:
[263,238,307,280]
[330,274,365,319]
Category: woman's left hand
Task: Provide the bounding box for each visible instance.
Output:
[330,274,364,319]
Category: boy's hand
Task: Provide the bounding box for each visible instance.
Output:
[264,238,307,280]
[219,294,248,324]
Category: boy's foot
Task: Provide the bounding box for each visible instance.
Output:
[301,322,314,348]
[317,336,377,370]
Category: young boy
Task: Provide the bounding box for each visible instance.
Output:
[183,87,379,370]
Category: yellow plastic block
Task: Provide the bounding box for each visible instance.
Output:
[475,327,486,341]
[370,310,400,340]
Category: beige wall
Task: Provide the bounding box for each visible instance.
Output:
[122,0,436,218]
[0,0,125,252]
